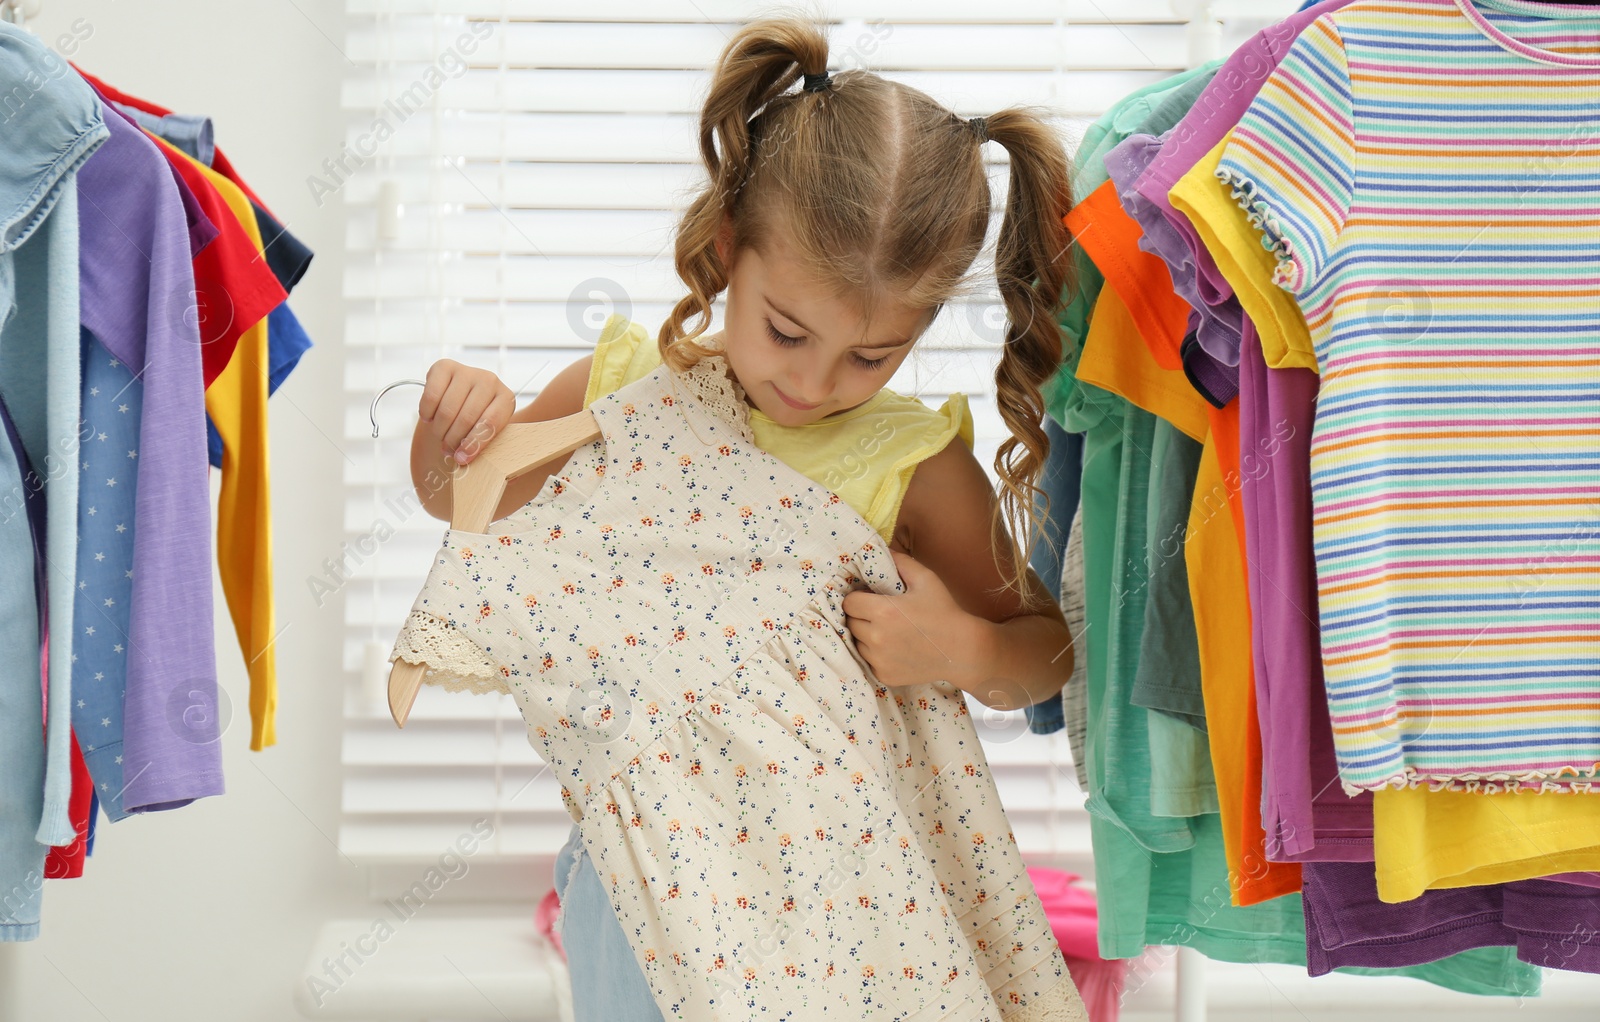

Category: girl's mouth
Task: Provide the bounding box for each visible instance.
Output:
[772,385,821,411]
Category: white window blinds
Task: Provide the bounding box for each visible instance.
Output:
[337,0,1291,864]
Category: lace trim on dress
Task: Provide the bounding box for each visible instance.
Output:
[390,609,511,696]
[1000,977,1089,1022]
[669,342,757,445]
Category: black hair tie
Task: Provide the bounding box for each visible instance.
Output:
[968,116,989,143]
[802,70,832,93]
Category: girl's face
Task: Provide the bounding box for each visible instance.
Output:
[715,225,932,426]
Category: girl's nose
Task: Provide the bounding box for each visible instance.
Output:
[785,369,831,407]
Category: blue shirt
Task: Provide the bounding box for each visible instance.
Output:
[72,331,143,821]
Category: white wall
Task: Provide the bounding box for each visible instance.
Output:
[6,3,1600,1021]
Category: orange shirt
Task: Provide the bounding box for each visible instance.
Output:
[1186,405,1302,907]
[1066,179,1192,373]
[1075,287,1208,444]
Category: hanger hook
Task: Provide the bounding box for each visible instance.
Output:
[369,379,427,438]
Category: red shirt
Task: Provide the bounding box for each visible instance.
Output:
[73,65,275,216]
[43,729,92,879]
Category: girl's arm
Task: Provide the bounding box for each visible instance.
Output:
[409,354,594,524]
[863,439,1073,713]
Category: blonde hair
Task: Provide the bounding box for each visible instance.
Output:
[660,16,1076,613]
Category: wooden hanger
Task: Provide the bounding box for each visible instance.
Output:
[388,410,602,728]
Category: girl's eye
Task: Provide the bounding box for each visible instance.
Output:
[766,320,891,370]
[765,322,803,347]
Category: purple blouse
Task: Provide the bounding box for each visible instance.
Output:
[77,101,224,813]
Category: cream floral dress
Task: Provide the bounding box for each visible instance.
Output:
[391,349,1086,1021]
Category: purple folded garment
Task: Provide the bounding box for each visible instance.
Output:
[1181,321,1239,408]
[1303,861,1514,975]
[1507,880,1600,973]
[1305,862,1600,976]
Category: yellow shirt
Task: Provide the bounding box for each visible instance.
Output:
[1373,786,1600,903]
[1171,133,1600,903]
[1168,133,1320,374]
[149,139,279,751]
[583,315,974,543]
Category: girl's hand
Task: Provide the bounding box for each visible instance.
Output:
[842,549,991,690]
[418,359,517,465]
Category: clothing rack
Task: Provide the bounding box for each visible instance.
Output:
[1176,947,1207,1021]
[3,0,309,1002]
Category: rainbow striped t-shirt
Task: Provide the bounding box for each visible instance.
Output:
[1216,0,1600,793]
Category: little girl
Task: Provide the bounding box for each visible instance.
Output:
[408,17,1078,1021]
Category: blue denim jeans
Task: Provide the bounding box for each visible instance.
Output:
[554,825,665,1022]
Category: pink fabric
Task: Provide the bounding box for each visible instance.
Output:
[1028,867,1127,1022]
[536,887,565,962]
[1063,956,1128,1022]
[1027,867,1100,959]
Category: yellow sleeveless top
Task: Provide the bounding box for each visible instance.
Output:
[582,315,974,543]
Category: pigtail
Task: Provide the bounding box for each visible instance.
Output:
[980,108,1076,614]
[659,19,830,370]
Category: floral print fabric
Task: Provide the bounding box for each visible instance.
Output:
[391,356,1085,1021]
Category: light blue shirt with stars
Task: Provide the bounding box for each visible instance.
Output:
[72,332,141,822]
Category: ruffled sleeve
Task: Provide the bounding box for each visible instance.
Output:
[389,609,510,696]
[389,543,521,697]
[864,391,974,543]
[583,313,664,408]
[1214,16,1355,296]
